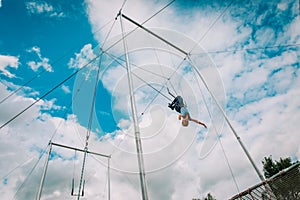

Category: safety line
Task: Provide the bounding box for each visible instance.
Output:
[104,0,175,53]
[0,55,100,130]
[0,18,114,105]
[13,144,49,199]
[0,15,118,131]
[192,43,300,55]
[194,70,240,193]
[189,0,234,53]
[104,51,172,101]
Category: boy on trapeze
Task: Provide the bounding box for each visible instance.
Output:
[168,92,207,128]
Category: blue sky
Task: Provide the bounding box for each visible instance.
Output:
[0,0,299,199]
[0,0,96,117]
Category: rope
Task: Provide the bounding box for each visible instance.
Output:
[2,87,79,195]
[0,13,118,130]
[76,16,116,195]
[12,143,50,199]
[103,49,185,116]
[104,51,172,101]
[69,74,90,147]
[0,156,34,189]
[73,150,77,181]
[3,1,179,197]
[136,65,169,79]
[191,43,300,55]
[0,54,100,130]
[147,32,169,87]
[189,0,234,53]
[92,0,178,118]
[105,0,175,53]
[76,51,105,199]
[165,45,180,97]
[3,22,117,196]
[12,14,118,198]
[0,18,114,106]
[120,0,128,10]
[193,66,241,194]
[0,75,83,197]
[146,32,181,98]
[138,57,187,115]
[87,2,177,184]
[113,0,240,191]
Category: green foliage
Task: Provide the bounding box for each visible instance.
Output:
[262,156,294,179]
[204,193,216,200]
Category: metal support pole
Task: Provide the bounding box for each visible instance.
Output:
[77,148,87,200]
[36,142,52,200]
[49,142,111,198]
[108,157,111,200]
[121,13,265,182]
[187,57,265,182]
[119,12,149,200]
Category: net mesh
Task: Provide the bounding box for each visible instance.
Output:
[230,162,300,200]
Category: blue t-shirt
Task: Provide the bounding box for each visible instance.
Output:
[180,107,190,119]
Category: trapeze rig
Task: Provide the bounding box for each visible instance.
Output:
[116,10,265,200]
[36,141,111,200]
[8,5,266,200]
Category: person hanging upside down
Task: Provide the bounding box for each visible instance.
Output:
[168,96,207,128]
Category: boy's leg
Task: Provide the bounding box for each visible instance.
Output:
[168,96,179,110]
[168,103,175,110]
[177,96,184,107]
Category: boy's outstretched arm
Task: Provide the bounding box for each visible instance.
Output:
[190,118,207,128]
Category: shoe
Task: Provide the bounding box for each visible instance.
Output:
[168,103,174,110]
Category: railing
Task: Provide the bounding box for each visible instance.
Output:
[230,162,300,200]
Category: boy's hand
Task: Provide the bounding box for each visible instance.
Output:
[198,121,207,128]
[178,115,182,120]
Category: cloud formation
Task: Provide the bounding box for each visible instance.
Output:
[26,46,53,72]
[0,55,19,78]
[25,1,65,18]
[0,0,299,199]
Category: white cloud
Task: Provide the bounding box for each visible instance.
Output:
[0,55,19,78]
[0,82,89,199]
[61,84,71,94]
[117,118,131,129]
[26,46,53,72]
[277,2,288,10]
[0,79,39,98]
[288,16,300,43]
[37,98,61,111]
[68,44,96,71]
[1,1,300,199]
[82,1,300,198]
[25,1,65,18]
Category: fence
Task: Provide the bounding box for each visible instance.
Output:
[230,162,300,200]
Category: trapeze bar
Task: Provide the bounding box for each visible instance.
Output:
[51,142,111,158]
[121,13,189,56]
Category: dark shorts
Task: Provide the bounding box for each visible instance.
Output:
[173,96,184,113]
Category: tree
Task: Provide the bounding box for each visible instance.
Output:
[262,156,300,199]
[204,193,216,200]
[262,156,294,178]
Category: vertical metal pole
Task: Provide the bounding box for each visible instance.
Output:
[76,52,102,199]
[107,157,111,200]
[119,12,149,200]
[36,142,52,200]
[77,148,88,200]
[187,56,265,182]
